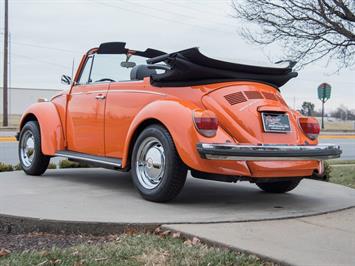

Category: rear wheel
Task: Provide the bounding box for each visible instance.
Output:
[256,180,301,193]
[131,125,187,202]
[18,121,50,175]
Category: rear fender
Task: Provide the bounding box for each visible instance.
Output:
[122,99,251,176]
[19,102,65,155]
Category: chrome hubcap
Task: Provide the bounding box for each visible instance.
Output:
[20,130,35,167]
[136,137,166,189]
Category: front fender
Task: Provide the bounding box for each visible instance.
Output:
[122,99,251,176]
[20,102,65,155]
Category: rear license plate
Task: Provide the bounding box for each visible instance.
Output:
[261,112,291,133]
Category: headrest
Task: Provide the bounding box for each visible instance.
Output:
[130,65,157,80]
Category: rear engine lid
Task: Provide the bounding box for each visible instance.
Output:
[202,83,307,145]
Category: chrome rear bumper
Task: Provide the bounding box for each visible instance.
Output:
[197,143,342,161]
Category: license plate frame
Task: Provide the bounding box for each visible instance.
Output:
[261,112,291,133]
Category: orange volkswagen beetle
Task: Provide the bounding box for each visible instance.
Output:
[17,42,341,202]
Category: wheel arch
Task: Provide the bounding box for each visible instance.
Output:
[19,102,65,155]
[19,113,38,130]
[123,118,171,170]
[120,99,242,176]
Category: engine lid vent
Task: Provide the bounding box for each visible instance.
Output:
[244,91,263,99]
[262,92,278,101]
[224,92,247,105]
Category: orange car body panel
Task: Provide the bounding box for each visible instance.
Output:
[19,49,321,179]
[19,102,65,155]
[66,83,108,156]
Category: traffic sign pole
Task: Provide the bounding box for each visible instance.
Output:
[317,83,332,130]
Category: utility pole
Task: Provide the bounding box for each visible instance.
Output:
[2,0,9,126]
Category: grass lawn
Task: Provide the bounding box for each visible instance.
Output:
[325,160,355,189]
[329,164,355,189]
[0,233,269,266]
[327,160,355,165]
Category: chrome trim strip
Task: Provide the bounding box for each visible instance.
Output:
[70,90,166,96]
[108,89,166,96]
[204,155,337,161]
[197,143,342,161]
[55,152,121,167]
[71,90,108,96]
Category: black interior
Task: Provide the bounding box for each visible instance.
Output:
[130,65,157,80]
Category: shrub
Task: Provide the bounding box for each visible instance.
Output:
[322,161,332,181]
[310,160,332,181]
[0,162,14,172]
[48,162,57,169]
[13,164,22,171]
[59,160,90,169]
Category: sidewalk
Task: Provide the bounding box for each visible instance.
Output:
[163,208,355,266]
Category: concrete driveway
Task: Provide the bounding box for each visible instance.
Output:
[0,169,355,224]
[164,208,355,265]
[1,168,355,265]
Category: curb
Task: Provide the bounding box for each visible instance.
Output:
[0,214,158,236]
[319,135,355,139]
[0,137,17,142]
[1,205,354,235]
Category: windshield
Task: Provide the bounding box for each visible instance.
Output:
[89,54,148,83]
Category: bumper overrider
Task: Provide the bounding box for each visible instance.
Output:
[197,143,342,160]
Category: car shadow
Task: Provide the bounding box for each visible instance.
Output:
[41,168,324,209]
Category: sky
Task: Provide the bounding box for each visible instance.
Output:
[0,0,354,112]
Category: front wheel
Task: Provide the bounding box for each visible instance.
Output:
[18,121,50,175]
[256,180,301,193]
[131,125,187,202]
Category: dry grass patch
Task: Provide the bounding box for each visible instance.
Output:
[0,233,272,266]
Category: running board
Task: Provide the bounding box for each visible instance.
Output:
[55,150,122,168]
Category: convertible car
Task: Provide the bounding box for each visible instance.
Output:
[17,42,341,202]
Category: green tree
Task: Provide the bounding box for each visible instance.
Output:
[301,101,315,116]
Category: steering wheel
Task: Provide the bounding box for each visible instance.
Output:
[95,78,116,83]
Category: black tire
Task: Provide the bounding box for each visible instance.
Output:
[18,121,50,175]
[256,180,301,193]
[131,124,187,202]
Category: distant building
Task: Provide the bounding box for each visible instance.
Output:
[0,87,62,115]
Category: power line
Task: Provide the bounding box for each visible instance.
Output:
[165,0,235,22]
[0,32,79,54]
[119,0,238,30]
[12,41,78,54]
[0,51,69,69]
[89,0,234,35]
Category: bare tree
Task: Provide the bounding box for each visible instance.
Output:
[232,0,355,70]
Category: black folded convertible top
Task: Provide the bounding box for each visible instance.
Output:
[148,48,298,88]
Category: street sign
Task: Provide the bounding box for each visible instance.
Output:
[317,82,332,130]
[318,83,331,101]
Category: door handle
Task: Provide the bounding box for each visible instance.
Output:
[95,94,106,100]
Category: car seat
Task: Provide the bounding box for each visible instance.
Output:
[130,65,157,80]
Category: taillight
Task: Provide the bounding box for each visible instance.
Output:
[298,117,320,140]
[193,110,218,137]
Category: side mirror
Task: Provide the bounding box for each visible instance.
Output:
[61,74,72,85]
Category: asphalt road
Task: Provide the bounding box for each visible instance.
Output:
[0,138,354,165]
[319,138,355,160]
